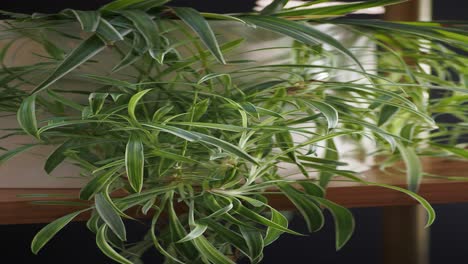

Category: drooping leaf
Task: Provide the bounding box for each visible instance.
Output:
[95,193,127,241]
[96,225,132,264]
[192,235,235,264]
[239,226,264,263]
[177,223,208,243]
[31,210,85,254]
[0,144,38,165]
[263,209,288,246]
[173,7,226,64]
[302,99,339,130]
[367,182,436,227]
[31,35,106,94]
[243,16,364,71]
[119,10,163,62]
[67,10,101,32]
[310,197,355,250]
[80,166,123,200]
[396,142,422,192]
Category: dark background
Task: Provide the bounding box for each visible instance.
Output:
[1,0,467,263]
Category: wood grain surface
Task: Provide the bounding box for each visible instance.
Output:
[1,158,467,224]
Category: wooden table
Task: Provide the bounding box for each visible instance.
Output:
[1,157,467,264]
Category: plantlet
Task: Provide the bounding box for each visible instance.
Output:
[0,0,467,263]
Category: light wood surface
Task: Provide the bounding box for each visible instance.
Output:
[1,158,467,225]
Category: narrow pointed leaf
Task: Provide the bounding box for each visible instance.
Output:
[95,193,127,241]
[173,7,225,64]
[125,134,145,193]
[68,10,100,32]
[193,235,235,264]
[243,16,364,71]
[31,210,85,254]
[31,35,106,94]
[96,18,124,42]
[264,209,288,246]
[119,10,161,60]
[128,89,151,123]
[310,197,355,250]
[239,226,264,263]
[367,182,435,227]
[177,224,208,243]
[17,95,38,138]
[96,225,132,264]
[303,100,339,129]
[0,144,38,165]
[261,0,289,15]
[80,166,123,200]
[396,142,422,192]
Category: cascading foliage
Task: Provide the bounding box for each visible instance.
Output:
[0,0,467,263]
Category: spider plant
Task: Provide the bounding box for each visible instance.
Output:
[0,0,467,263]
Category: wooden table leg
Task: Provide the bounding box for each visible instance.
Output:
[382,205,430,264]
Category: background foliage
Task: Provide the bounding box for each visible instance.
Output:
[0,0,467,263]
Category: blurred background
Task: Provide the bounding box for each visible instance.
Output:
[1,1,467,263]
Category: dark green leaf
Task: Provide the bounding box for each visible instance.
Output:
[173,7,225,64]
[31,210,85,254]
[17,95,38,138]
[125,134,145,193]
[310,197,354,250]
[96,225,132,264]
[95,193,127,241]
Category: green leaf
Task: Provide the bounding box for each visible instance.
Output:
[302,100,339,130]
[68,10,100,32]
[31,210,85,254]
[95,193,127,241]
[96,225,132,264]
[177,223,208,243]
[119,10,163,62]
[31,35,106,94]
[89,93,109,115]
[128,89,151,123]
[236,203,302,235]
[167,197,199,259]
[277,0,402,16]
[0,144,38,165]
[17,95,38,138]
[243,16,364,71]
[188,99,210,122]
[239,226,264,263]
[125,134,145,193]
[260,0,289,15]
[192,235,235,264]
[319,139,338,187]
[378,105,399,126]
[367,182,436,227]
[193,132,258,165]
[144,124,257,164]
[96,18,124,42]
[101,0,167,11]
[276,183,324,232]
[310,197,355,250]
[396,142,422,192]
[80,166,123,200]
[432,144,468,159]
[44,139,76,174]
[173,7,226,64]
[263,209,288,246]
